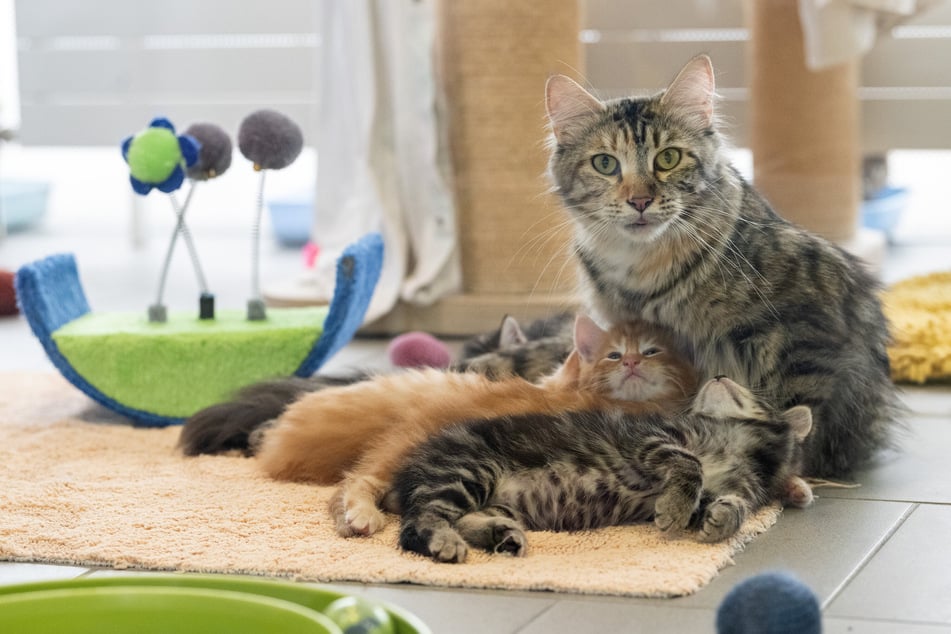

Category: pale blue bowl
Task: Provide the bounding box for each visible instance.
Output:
[862,186,909,238]
[1,180,50,231]
[268,196,314,247]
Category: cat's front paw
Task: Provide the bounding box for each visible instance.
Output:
[428,526,469,563]
[654,491,696,534]
[698,495,746,542]
[783,476,814,509]
[344,501,387,537]
[456,513,528,557]
[490,522,527,557]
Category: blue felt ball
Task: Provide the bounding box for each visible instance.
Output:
[716,572,821,634]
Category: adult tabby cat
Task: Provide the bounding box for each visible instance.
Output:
[541,55,897,478]
[395,376,812,563]
[179,313,573,457]
[182,316,697,537]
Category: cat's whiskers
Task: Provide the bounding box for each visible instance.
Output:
[669,213,781,321]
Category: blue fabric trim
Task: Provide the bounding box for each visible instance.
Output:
[294,232,384,377]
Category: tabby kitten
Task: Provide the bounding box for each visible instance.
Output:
[542,55,898,478]
[395,376,812,563]
[179,313,572,457]
[183,316,696,538]
[456,312,574,381]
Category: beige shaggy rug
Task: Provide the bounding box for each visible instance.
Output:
[0,371,780,598]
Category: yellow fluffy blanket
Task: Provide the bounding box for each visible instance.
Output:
[883,271,951,384]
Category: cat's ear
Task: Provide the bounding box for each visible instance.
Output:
[660,55,716,129]
[782,405,813,441]
[546,75,605,144]
[574,314,609,363]
[498,315,527,350]
[545,350,581,390]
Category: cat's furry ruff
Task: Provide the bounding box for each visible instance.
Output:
[248,317,696,537]
[395,376,812,563]
[544,55,899,478]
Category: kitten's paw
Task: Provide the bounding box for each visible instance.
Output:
[456,513,528,557]
[654,492,695,534]
[783,476,814,508]
[491,523,527,557]
[698,495,745,542]
[343,501,387,537]
[428,527,469,563]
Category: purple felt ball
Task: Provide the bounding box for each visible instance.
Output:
[184,122,232,180]
[237,109,303,170]
[388,332,452,369]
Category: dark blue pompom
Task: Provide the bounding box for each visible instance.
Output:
[716,572,821,634]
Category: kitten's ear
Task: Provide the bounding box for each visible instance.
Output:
[660,55,716,129]
[546,75,605,144]
[545,350,581,390]
[574,314,609,363]
[782,405,813,441]
[498,315,527,349]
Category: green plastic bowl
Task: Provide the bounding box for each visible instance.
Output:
[0,586,342,634]
[0,575,430,634]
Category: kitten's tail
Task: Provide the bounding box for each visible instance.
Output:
[178,373,370,456]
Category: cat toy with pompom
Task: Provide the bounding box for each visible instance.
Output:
[237,109,304,321]
[122,117,219,322]
[14,110,383,428]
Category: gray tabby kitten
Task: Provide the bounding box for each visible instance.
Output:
[543,55,897,478]
[456,312,574,381]
[395,376,812,563]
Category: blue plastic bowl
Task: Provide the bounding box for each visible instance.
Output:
[862,186,909,237]
[268,196,314,247]
[0,180,50,231]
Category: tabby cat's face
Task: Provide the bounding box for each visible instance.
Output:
[692,376,813,441]
[578,321,697,404]
[546,57,723,244]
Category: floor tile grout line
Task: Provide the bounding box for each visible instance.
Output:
[820,502,919,611]
[512,600,560,634]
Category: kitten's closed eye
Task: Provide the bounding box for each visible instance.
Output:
[606,351,622,361]
[643,347,662,357]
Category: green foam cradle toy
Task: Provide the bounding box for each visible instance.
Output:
[15,233,383,427]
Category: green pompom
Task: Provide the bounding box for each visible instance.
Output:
[126,127,183,183]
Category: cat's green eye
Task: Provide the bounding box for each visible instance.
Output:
[606,351,623,361]
[591,154,620,176]
[643,347,662,357]
[654,148,681,171]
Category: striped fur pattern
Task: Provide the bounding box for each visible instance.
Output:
[254,316,696,538]
[395,377,812,563]
[454,312,574,382]
[543,55,899,477]
[178,314,571,457]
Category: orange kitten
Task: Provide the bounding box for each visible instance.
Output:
[254,315,698,537]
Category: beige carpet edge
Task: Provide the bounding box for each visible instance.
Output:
[0,372,780,599]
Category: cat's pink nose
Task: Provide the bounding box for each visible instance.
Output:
[627,196,653,212]
[624,357,641,369]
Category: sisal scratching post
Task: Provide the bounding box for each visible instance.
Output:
[437,0,578,295]
[749,0,861,243]
[367,0,582,335]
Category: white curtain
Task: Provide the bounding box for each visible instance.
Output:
[798,0,941,69]
[301,0,460,322]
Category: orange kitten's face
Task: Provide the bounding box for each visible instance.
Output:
[575,317,697,404]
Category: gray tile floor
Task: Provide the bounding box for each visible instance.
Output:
[1,218,950,633]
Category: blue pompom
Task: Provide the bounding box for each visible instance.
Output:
[716,572,821,634]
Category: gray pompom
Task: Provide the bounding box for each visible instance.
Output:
[184,123,233,180]
[237,109,303,170]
